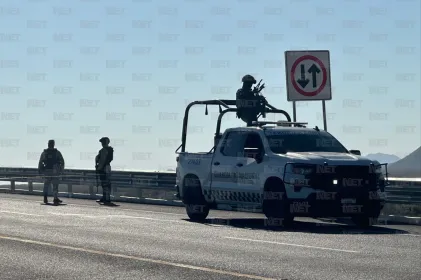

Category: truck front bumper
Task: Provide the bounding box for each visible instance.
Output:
[288,190,385,218]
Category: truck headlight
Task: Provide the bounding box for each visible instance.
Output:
[291,164,314,175]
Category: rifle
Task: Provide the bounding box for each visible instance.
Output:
[252,79,265,95]
[251,79,267,118]
[95,154,99,193]
[95,164,99,193]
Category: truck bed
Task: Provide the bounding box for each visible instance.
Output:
[176,152,214,199]
[177,152,213,169]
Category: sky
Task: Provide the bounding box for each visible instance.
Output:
[0,0,420,171]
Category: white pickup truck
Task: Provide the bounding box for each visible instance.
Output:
[175,123,387,227]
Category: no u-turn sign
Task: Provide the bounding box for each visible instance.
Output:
[285,50,332,101]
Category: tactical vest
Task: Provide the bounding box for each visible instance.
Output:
[96,147,114,167]
[236,88,261,120]
[43,149,58,169]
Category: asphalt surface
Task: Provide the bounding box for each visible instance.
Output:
[0,194,420,280]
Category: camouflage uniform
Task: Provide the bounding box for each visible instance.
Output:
[38,140,65,204]
[236,75,262,126]
[96,137,114,204]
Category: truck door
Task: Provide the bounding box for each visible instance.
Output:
[233,132,266,204]
[210,130,248,204]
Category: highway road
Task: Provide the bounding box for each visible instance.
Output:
[0,193,420,280]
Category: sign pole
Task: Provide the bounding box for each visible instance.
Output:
[292,101,297,122]
[322,100,327,131]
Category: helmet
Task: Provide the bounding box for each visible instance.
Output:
[99,137,110,144]
[241,74,256,84]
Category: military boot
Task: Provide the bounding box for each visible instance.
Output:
[103,189,112,205]
[96,191,105,202]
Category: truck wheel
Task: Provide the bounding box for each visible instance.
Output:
[352,209,380,228]
[183,175,209,222]
[262,178,294,227]
[351,201,381,228]
[352,215,377,228]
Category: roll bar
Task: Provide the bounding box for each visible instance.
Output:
[175,99,292,153]
[215,108,292,136]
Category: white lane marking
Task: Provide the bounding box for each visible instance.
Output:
[0,235,275,280]
[402,234,421,237]
[0,196,257,220]
[49,213,99,218]
[0,210,44,217]
[0,197,186,216]
[48,212,183,223]
[110,214,180,222]
[1,207,187,224]
[224,236,359,253]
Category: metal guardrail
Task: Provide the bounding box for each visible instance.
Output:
[0,167,420,205]
[0,167,179,204]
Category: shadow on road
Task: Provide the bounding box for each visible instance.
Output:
[184,218,410,235]
[96,202,120,207]
[40,203,67,206]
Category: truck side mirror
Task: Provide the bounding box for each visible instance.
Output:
[349,150,361,156]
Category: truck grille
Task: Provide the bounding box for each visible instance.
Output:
[307,165,377,191]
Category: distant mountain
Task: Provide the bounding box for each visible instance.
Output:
[388,147,421,178]
[364,153,400,164]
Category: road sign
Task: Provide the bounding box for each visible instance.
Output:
[285,50,331,101]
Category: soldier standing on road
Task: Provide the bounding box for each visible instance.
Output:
[38,140,65,205]
[95,137,114,204]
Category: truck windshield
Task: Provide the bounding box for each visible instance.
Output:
[265,130,348,153]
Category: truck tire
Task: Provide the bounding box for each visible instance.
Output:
[351,198,382,227]
[352,215,377,228]
[183,175,209,222]
[262,177,294,227]
[352,208,380,228]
